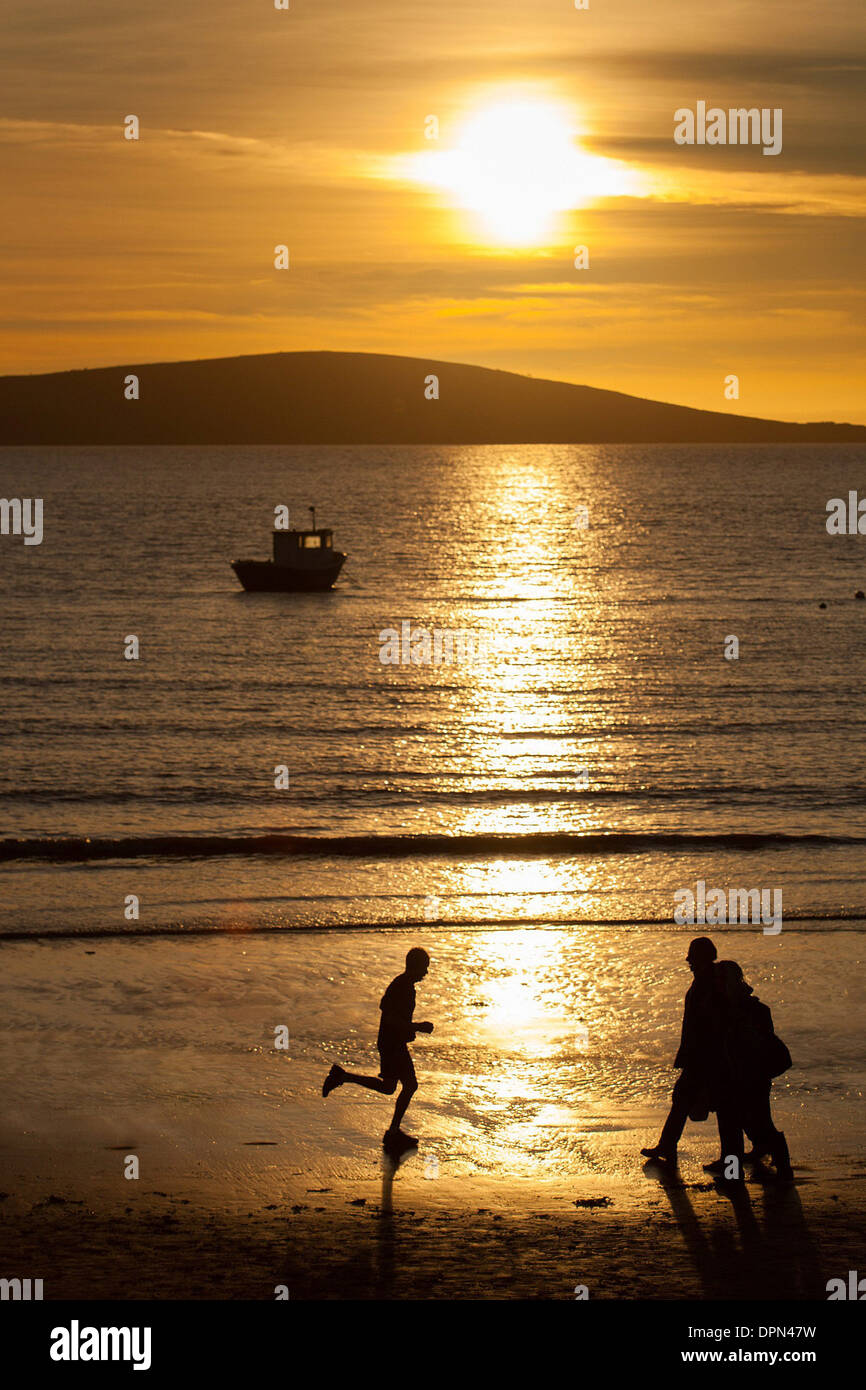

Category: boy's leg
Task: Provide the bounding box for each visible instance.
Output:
[386,1055,418,1135]
[342,1070,395,1094]
[322,1063,396,1097]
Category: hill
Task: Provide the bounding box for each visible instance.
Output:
[0,351,862,444]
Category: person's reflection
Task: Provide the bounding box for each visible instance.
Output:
[712,1172,764,1297]
[644,1161,723,1298]
[645,1160,824,1299]
[756,1171,824,1298]
[375,1147,412,1295]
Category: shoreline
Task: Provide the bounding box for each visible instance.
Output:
[4,917,866,944]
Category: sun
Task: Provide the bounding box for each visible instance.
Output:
[405,98,641,246]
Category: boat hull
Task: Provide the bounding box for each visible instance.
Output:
[232,554,346,592]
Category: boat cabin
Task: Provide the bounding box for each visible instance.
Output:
[273,527,335,564]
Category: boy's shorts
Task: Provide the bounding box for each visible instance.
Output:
[378,1042,416,1087]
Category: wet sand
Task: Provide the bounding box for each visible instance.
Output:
[1,929,863,1299]
[2,1169,861,1300]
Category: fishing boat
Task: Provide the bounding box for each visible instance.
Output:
[231,508,346,592]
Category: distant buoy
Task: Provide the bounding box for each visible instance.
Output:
[819,602,827,609]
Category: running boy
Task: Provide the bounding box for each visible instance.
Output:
[322,948,433,1150]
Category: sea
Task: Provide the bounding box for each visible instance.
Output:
[2,442,865,939]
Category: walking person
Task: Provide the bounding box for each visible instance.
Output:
[704,960,793,1182]
[641,936,720,1164]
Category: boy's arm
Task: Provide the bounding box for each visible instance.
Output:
[378,1008,433,1041]
[380,1005,414,1041]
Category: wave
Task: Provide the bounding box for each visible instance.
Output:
[6,785,866,807]
[1,910,865,943]
[2,829,866,863]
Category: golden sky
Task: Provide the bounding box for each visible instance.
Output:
[1,0,864,421]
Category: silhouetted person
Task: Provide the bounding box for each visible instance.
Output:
[703,960,793,1182]
[641,936,719,1163]
[322,947,434,1151]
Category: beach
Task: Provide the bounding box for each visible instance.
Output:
[2,443,865,1303]
[2,926,862,1299]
